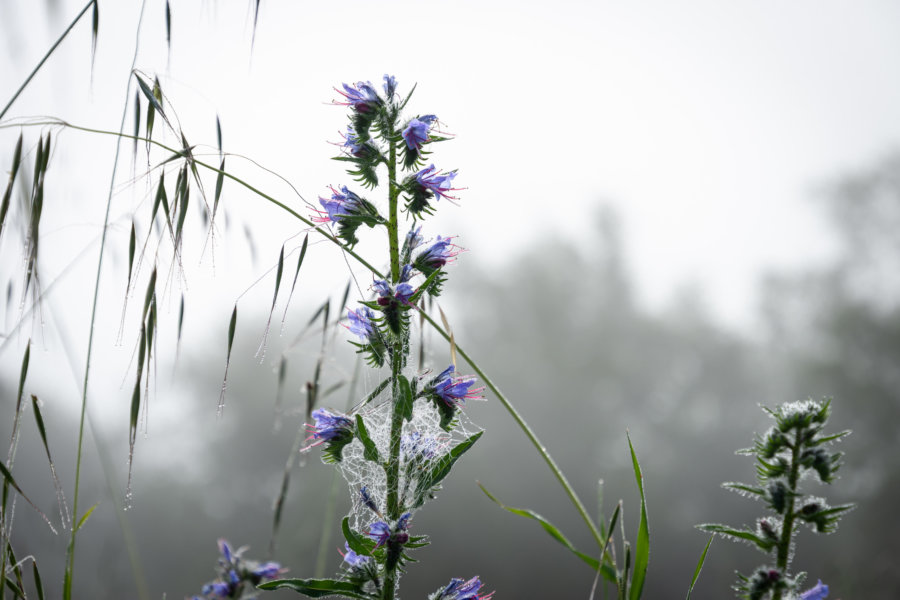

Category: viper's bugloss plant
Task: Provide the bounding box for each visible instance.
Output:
[699,399,853,600]
[259,75,490,600]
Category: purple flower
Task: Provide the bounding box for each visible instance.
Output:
[341,543,370,569]
[340,125,364,156]
[416,165,460,202]
[397,512,412,531]
[402,431,441,459]
[402,118,431,150]
[383,74,398,98]
[252,562,283,580]
[418,236,460,269]
[436,576,493,600]
[200,581,231,598]
[360,486,380,514]
[334,81,381,113]
[396,282,415,302]
[373,279,416,303]
[314,186,362,224]
[399,263,414,283]
[799,580,829,600]
[432,365,484,407]
[405,226,424,252]
[307,408,353,442]
[368,520,391,548]
[346,307,377,341]
[217,538,234,563]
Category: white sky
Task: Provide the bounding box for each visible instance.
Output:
[4,0,900,333]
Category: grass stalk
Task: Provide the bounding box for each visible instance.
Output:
[0,1,95,121]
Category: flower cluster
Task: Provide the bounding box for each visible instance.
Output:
[190,539,283,600]
[285,75,490,600]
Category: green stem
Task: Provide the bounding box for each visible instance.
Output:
[380,134,402,600]
[0,1,95,121]
[65,3,147,597]
[772,431,802,600]
[420,311,606,553]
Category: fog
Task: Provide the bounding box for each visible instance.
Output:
[3,1,900,599]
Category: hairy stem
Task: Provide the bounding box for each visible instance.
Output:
[381,134,402,600]
[772,430,802,600]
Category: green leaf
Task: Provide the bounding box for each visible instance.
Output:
[0,133,23,239]
[355,414,380,463]
[685,535,713,600]
[17,343,30,411]
[226,305,237,361]
[134,73,163,117]
[164,0,172,50]
[74,504,97,532]
[0,462,47,525]
[271,244,284,310]
[397,375,414,422]
[697,524,771,550]
[479,482,617,583]
[132,90,141,160]
[627,433,650,600]
[127,221,136,285]
[341,517,372,557]
[142,267,157,321]
[32,560,44,600]
[412,431,482,508]
[282,234,308,323]
[258,578,368,598]
[213,157,225,220]
[722,482,764,497]
[91,0,99,61]
[216,114,223,155]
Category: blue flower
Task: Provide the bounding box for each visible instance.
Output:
[799,580,829,600]
[399,263,414,283]
[405,226,424,252]
[402,118,431,150]
[252,562,283,580]
[308,408,353,441]
[418,236,459,269]
[432,365,483,407]
[341,543,370,569]
[383,74,398,98]
[314,186,363,224]
[334,81,381,113]
[200,581,231,598]
[368,520,391,548]
[397,512,412,531]
[373,279,416,303]
[415,165,460,202]
[340,125,364,156]
[434,576,493,600]
[402,431,441,459]
[346,307,377,341]
[360,486,380,514]
[217,538,233,563]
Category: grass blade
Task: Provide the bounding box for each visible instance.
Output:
[281,234,308,326]
[90,0,99,64]
[33,560,45,600]
[686,535,713,600]
[0,133,23,240]
[218,305,238,416]
[164,0,172,52]
[627,432,650,600]
[0,463,56,533]
[478,482,616,583]
[31,394,70,529]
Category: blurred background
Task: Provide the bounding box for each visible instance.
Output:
[2,1,899,598]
